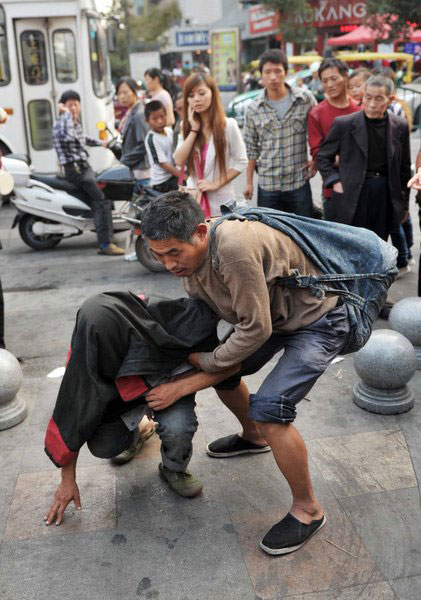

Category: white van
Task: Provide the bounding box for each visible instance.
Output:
[0,0,115,173]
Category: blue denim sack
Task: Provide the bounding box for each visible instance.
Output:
[210,204,398,355]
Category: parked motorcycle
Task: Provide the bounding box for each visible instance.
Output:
[3,152,166,272]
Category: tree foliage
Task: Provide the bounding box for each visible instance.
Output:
[261,0,317,46]
[364,0,421,41]
[261,0,421,45]
[107,0,181,80]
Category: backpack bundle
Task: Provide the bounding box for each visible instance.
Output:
[210,204,398,355]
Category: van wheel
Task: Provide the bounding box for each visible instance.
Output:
[18,214,62,250]
[135,235,166,272]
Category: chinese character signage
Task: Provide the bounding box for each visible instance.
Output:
[249,5,279,36]
[210,29,240,92]
[176,31,209,48]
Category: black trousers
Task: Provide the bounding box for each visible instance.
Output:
[64,162,113,246]
[352,176,392,241]
[152,176,179,194]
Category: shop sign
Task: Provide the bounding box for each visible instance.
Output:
[175,30,209,48]
[248,5,279,36]
[311,0,367,27]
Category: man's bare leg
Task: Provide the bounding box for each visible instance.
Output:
[257,421,323,524]
[216,381,267,445]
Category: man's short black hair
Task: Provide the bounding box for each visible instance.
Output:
[145,100,166,121]
[318,58,348,79]
[142,191,205,243]
[259,49,288,75]
[59,90,81,104]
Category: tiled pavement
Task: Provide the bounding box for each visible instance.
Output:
[1,323,420,599]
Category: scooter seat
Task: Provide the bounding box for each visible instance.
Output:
[31,174,91,204]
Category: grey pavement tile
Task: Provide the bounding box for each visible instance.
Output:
[287,581,397,599]
[0,519,255,600]
[339,487,421,580]
[230,495,383,599]
[395,384,421,483]
[389,575,421,599]
[3,465,116,542]
[308,430,417,498]
[0,473,18,540]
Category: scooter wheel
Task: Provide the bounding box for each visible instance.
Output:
[135,236,166,273]
[18,214,62,250]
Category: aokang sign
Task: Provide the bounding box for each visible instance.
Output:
[311,0,367,27]
[248,1,367,34]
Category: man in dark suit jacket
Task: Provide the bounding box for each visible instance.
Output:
[316,75,411,241]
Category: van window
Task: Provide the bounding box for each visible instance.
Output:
[0,5,10,85]
[53,30,77,83]
[88,17,112,98]
[21,31,48,85]
[28,100,53,150]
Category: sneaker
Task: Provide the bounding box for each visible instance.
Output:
[260,513,326,556]
[98,243,125,256]
[158,463,202,498]
[124,251,138,262]
[408,257,416,266]
[111,427,155,465]
[397,265,411,279]
[207,434,271,458]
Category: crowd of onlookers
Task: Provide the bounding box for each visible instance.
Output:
[45,52,421,296]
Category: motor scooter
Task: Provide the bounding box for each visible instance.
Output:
[5,151,131,250]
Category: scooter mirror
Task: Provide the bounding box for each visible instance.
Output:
[96,121,107,131]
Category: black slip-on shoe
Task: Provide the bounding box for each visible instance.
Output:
[260,513,326,555]
[206,434,271,458]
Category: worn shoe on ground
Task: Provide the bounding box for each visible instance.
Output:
[158,463,202,497]
[207,434,271,458]
[111,427,155,465]
[260,513,326,555]
[98,243,125,256]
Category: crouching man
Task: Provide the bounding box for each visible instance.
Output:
[141,191,396,556]
[44,291,238,526]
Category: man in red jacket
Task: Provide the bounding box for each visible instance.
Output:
[307,58,361,209]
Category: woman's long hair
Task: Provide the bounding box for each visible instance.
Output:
[182,72,227,179]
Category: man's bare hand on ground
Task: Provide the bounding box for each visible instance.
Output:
[44,479,81,526]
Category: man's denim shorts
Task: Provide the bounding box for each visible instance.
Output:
[215,304,350,424]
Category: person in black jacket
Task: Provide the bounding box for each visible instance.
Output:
[317,74,411,243]
[116,77,151,190]
[43,293,239,526]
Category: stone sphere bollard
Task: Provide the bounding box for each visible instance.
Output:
[353,329,416,414]
[389,297,421,369]
[0,349,27,430]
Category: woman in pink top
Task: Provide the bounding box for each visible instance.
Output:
[144,68,175,126]
[174,72,247,216]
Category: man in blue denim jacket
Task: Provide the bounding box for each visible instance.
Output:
[142,192,397,556]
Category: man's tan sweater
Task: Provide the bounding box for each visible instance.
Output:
[183,219,338,373]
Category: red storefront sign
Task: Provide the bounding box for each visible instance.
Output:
[311,0,367,28]
[248,1,367,34]
[249,5,279,36]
